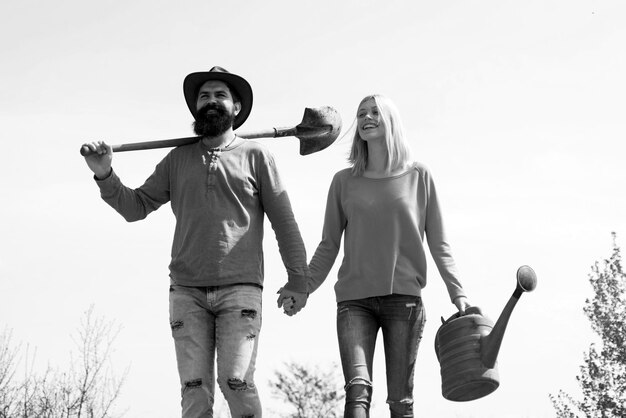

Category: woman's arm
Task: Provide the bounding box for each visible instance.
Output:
[307,172,347,295]
[423,167,468,305]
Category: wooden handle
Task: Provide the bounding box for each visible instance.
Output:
[80,137,201,156]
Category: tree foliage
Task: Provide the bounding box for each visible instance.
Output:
[0,306,127,418]
[551,233,626,417]
[270,361,344,418]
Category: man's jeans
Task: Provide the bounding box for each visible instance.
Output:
[169,283,263,418]
[337,294,426,418]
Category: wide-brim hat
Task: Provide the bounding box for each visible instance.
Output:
[183,66,253,130]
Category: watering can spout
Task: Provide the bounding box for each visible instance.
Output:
[481,265,537,368]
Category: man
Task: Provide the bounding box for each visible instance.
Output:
[82,66,308,418]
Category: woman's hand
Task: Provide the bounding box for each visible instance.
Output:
[454,296,470,315]
[276,287,308,316]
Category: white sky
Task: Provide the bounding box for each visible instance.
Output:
[1,1,625,417]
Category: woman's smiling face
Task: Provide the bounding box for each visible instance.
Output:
[357,98,385,141]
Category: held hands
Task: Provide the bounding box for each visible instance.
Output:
[454,296,471,315]
[276,287,308,317]
[82,140,113,179]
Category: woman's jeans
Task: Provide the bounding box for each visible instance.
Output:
[337,294,426,418]
[169,283,262,418]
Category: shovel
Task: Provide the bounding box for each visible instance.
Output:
[80,106,342,157]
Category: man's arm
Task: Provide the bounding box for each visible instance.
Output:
[82,140,170,221]
[258,151,310,294]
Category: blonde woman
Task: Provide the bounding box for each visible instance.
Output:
[280,94,470,417]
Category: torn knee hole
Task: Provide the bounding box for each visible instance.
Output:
[241,309,257,319]
[184,378,202,389]
[227,377,254,391]
[344,376,373,390]
[388,397,414,414]
[388,398,413,405]
[170,320,184,330]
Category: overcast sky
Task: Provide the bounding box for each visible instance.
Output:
[1,1,625,417]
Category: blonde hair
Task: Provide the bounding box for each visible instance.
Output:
[348,94,412,176]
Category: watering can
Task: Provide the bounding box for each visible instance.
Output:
[434,265,537,401]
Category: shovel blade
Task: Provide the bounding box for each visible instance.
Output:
[295,106,342,155]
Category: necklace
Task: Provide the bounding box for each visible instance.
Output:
[220,134,238,150]
[202,134,238,152]
[209,134,237,152]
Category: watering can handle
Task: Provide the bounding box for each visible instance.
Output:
[439,306,484,324]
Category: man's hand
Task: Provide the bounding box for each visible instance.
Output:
[82,140,113,179]
[276,287,308,317]
[454,296,471,315]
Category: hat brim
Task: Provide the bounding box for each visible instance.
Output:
[183,71,253,130]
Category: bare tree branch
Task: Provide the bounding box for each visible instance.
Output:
[270,361,344,418]
[0,306,127,418]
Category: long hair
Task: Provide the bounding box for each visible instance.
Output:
[348,94,412,176]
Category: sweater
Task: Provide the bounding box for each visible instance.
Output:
[95,139,309,292]
[308,162,466,303]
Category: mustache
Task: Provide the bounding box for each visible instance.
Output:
[197,103,227,118]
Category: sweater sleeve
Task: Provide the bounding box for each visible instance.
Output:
[423,167,466,302]
[307,172,346,294]
[258,151,310,293]
[95,155,171,222]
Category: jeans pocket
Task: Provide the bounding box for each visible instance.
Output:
[381,295,422,321]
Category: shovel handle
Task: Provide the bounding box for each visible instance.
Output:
[80,137,200,156]
[235,127,297,139]
[79,127,306,157]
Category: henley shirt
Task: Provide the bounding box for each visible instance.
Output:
[308,162,466,303]
[95,139,309,292]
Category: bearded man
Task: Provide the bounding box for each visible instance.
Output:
[82,66,309,418]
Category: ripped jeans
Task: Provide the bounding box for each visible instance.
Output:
[337,295,426,418]
[169,283,262,418]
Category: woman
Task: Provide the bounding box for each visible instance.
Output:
[289,94,470,418]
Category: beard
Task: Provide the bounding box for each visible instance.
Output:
[193,103,236,137]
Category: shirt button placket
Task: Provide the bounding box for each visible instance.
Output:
[207,150,221,189]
